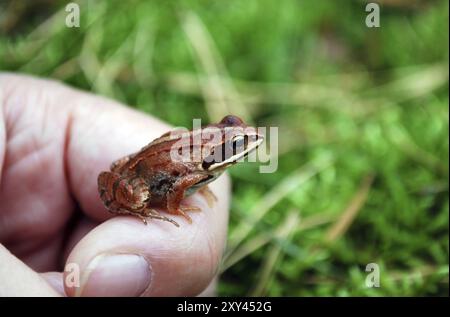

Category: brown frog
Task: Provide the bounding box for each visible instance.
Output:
[97,115,263,226]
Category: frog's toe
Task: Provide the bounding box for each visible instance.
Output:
[178,208,194,223]
[199,186,217,208]
[142,208,180,227]
[180,205,201,212]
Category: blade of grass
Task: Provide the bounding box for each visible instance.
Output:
[92,27,136,99]
[78,18,103,87]
[285,175,375,283]
[132,18,155,87]
[51,57,79,79]
[249,210,300,296]
[162,71,367,116]
[226,155,334,257]
[386,122,448,175]
[363,63,449,104]
[389,265,449,282]
[221,212,333,273]
[325,174,374,242]
[180,11,250,122]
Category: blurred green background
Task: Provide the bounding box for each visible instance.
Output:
[0,0,448,296]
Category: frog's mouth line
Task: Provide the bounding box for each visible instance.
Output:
[185,174,217,197]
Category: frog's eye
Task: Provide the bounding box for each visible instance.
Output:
[220,115,243,126]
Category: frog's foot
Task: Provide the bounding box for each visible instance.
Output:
[141,209,180,227]
[178,207,194,224]
[167,205,200,224]
[199,186,217,208]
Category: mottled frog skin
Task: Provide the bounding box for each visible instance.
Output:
[98,115,263,226]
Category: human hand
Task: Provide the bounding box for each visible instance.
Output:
[0,74,229,297]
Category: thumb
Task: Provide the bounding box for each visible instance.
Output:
[64,176,230,297]
[0,244,60,296]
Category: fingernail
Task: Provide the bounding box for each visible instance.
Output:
[77,254,152,297]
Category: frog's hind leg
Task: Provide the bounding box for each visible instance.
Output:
[98,171,123,212]
[98,172,151,221]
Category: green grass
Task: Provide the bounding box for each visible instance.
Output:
[1,0,448,296]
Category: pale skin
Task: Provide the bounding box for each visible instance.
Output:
[0,74,230,296]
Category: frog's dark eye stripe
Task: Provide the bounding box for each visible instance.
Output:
[201,132,263,170]
[231,135,248,155]
[202,156,215,170]
[193,174,215,188]
[202,136,247,170]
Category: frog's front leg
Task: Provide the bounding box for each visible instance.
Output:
[199,186,217,208]
[166,174,209,223]
[98,171,150,218]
